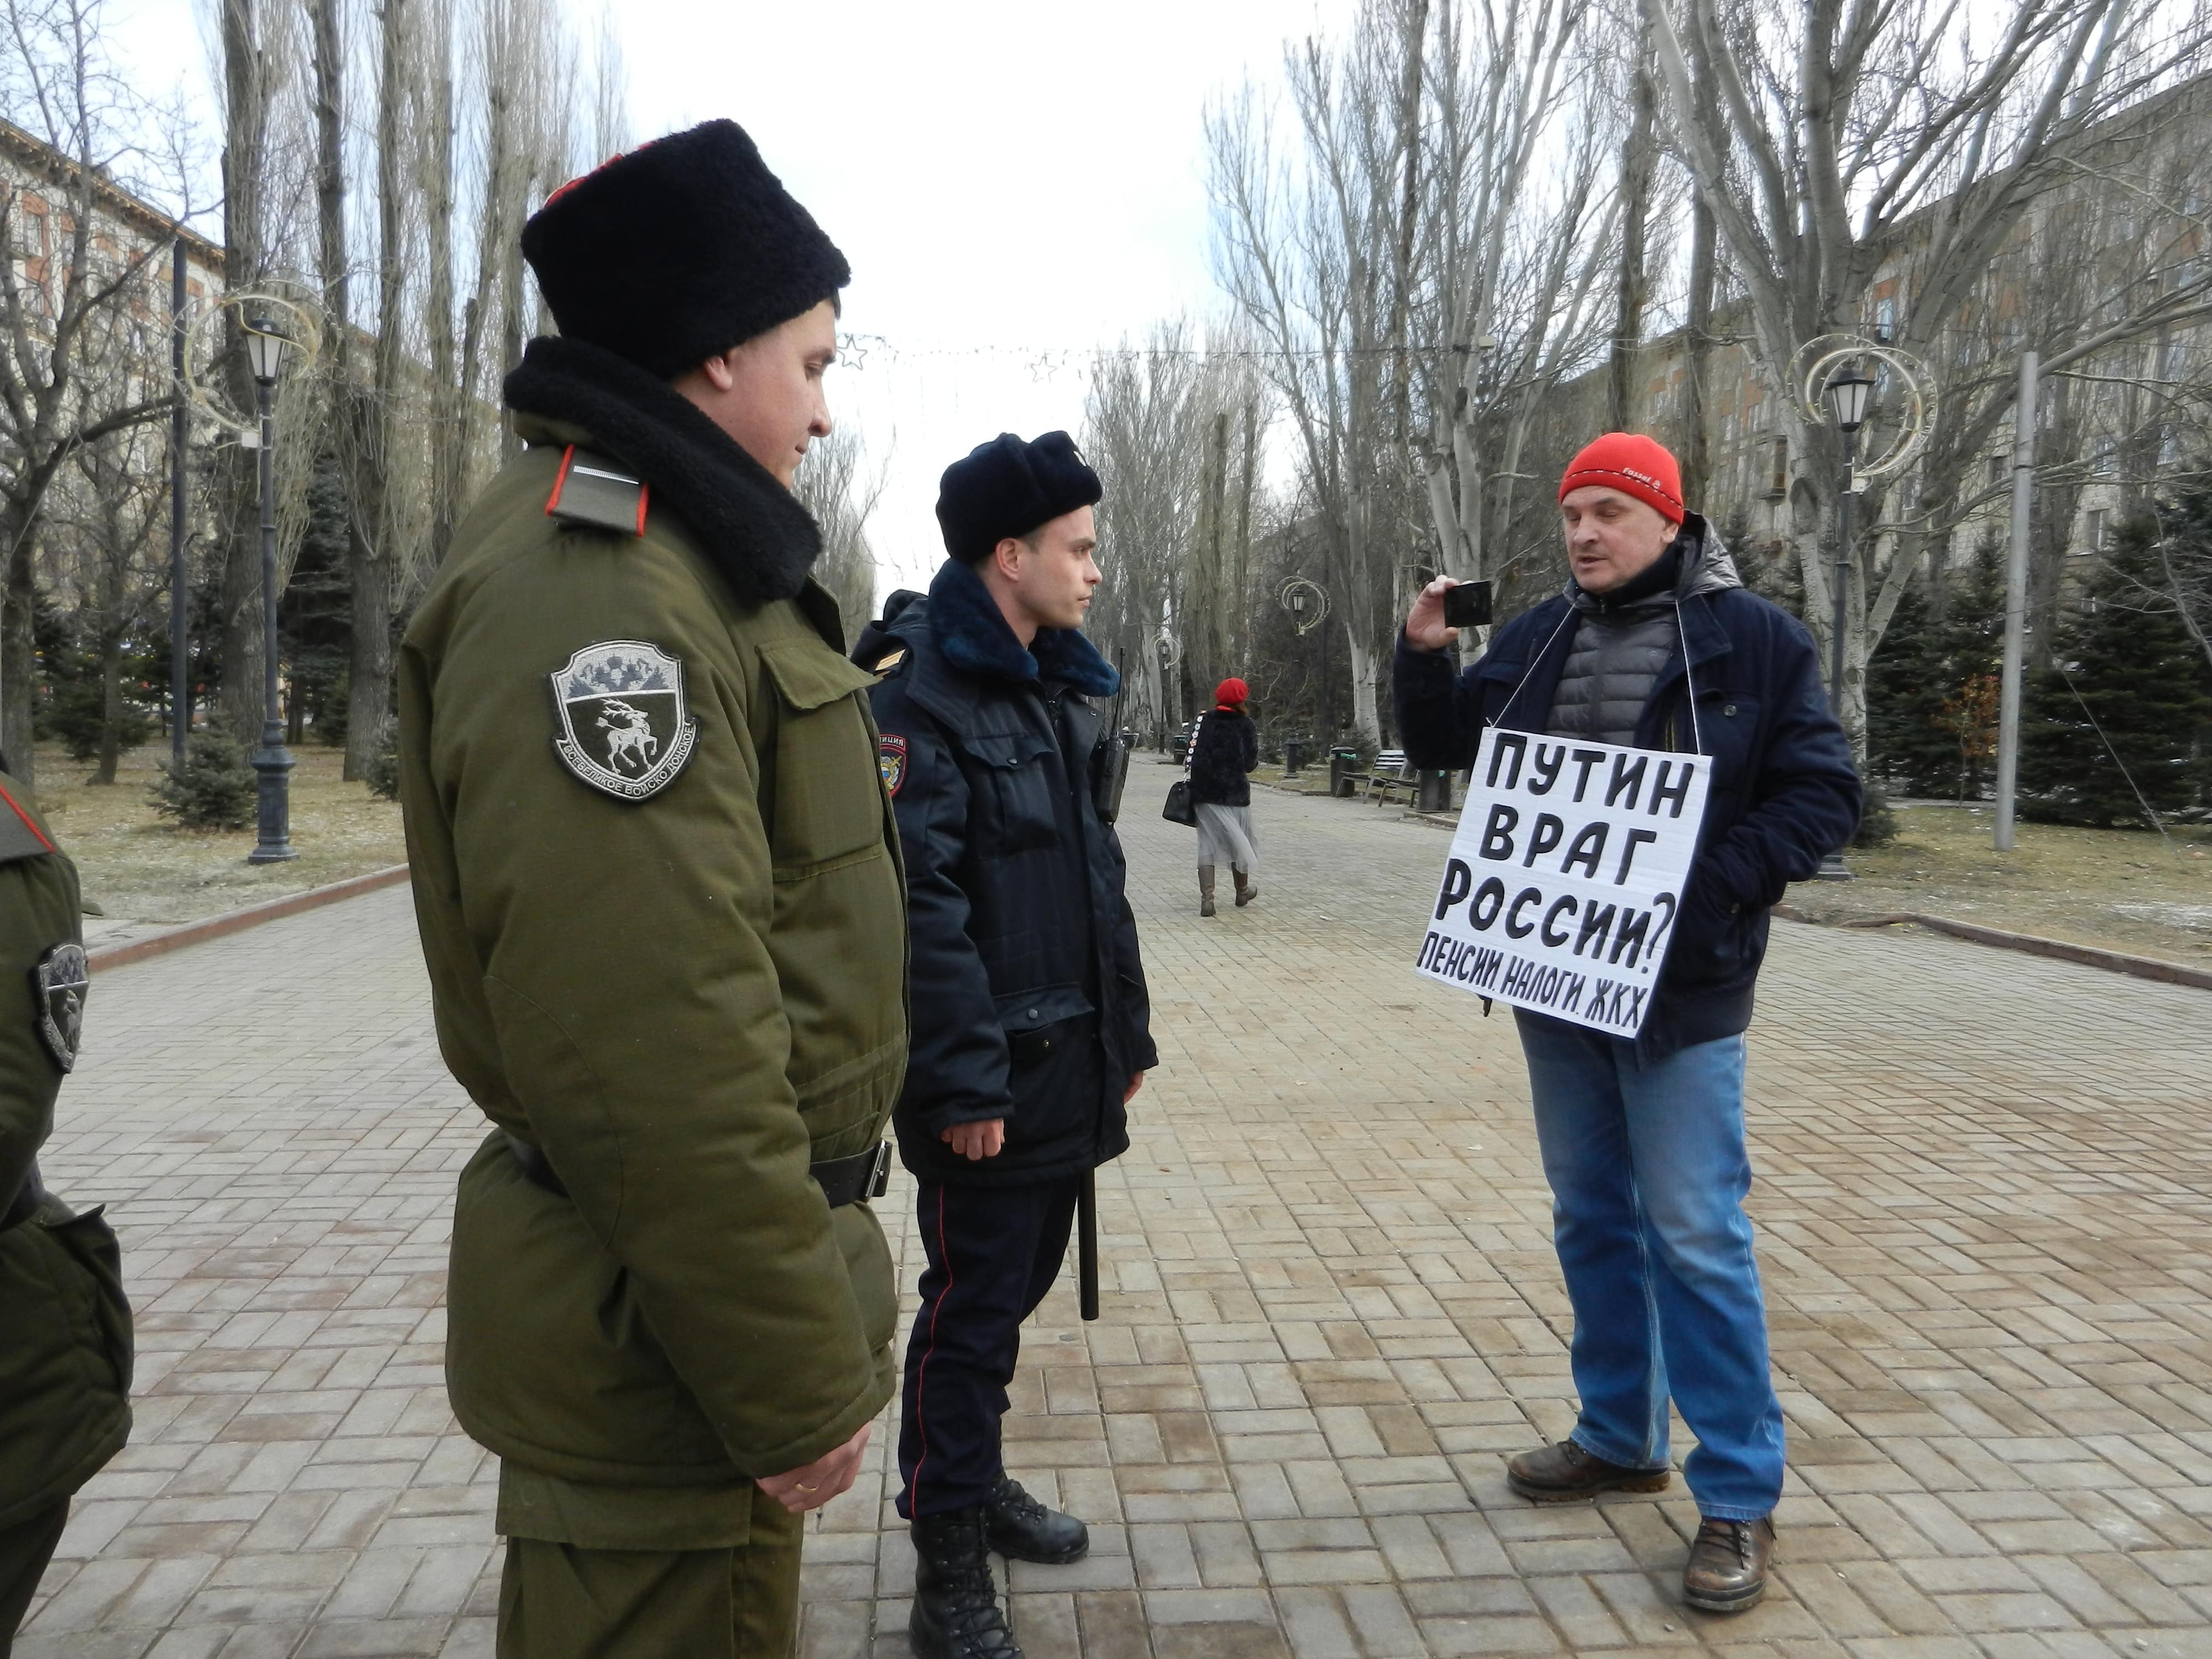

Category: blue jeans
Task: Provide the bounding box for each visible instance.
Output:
[1515,1013,1785,1521]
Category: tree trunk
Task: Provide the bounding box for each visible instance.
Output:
[1,499,35,782]
[94,628,126,785]
[1345,628,1380,747]
[217,0,270,741]
[422,0,463,567]
[1681,195,1716,508]
[1608,27,1658,435]
[345,0,408,780]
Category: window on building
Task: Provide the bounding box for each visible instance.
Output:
[1767,438,1788,498]
[1987,455,2005,489]
[1874,296,1897,342]
[2084,508,2108,555]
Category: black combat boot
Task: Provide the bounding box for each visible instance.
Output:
[910,1506,1024,1659]
[982,1474,1089,1564]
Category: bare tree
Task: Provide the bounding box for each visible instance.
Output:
[417,0,460,567]
[210,0,315,738]
[791,424,884,647]
[1211,0,1623,739]
[1208,11,1417,742]
[1413,0,1620,605]
[1083,325,1210,742]
[1640,0,2211,742]
[0,0,197,781]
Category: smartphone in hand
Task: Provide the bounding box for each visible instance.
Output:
[1442,581,1494,629]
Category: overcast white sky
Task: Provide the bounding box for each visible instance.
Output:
[110,0,1361,597]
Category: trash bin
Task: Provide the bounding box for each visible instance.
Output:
[1329,747,1361,797]
[1416,768,1452,813]
[1282,736,1308,779]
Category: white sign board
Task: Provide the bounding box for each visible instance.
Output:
[1415,729,1712,1037]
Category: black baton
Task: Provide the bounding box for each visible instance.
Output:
[1078,1170,1099,1321]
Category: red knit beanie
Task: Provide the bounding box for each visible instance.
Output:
[1215,677,1249,708]
[1558,433,1685,525]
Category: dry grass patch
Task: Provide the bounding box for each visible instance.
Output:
[25,740,405,925]
[1261,762,2212,967]
[1782,802,2212,966]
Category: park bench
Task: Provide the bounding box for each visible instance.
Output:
[1363,750,1422,805]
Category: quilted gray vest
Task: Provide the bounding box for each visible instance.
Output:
[1545,523,1744,747]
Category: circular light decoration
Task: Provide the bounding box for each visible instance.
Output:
[1786,332,1937,483]
[180,289,327,435]
[1279,578,1329,637]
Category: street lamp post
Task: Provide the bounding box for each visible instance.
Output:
[244,315,297,865]
[1819,366,1875,882]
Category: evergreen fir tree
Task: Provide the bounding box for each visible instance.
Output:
[1865,582,1953,795]
[2020,503,2212,826]
[1864,536,2005,798]
[281,448,354,745]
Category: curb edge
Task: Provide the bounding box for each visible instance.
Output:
[88,864,411,973]
[1772,903,2212,993]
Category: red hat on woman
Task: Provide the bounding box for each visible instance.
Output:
[1214,678,1249,708]
[1558,432,1685,525]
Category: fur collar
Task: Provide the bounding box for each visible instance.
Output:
[927,559,1120,696]
[504,335,821,607]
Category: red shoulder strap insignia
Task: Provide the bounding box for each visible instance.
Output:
[545,445,649,537]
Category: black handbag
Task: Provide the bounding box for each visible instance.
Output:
[1166,712,1205,825]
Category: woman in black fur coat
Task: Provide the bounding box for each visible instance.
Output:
[1186,677,1260,916]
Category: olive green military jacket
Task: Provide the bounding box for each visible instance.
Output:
[399,421,907,1509]
[0,770,132,1529]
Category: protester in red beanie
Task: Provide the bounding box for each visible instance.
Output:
[1186,676,1260,915]
[1393,430,1859,1617]
[1557,431,1686,525]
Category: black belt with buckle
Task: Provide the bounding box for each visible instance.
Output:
[506,1134,890,1209]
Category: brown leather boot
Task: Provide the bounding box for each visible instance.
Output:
[1682,1516,1775,1613]
[1233,870,1258,906]
[1505,1440,1671,1503]
[1198,867,1217,917]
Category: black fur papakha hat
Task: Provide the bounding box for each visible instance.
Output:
[520,119,849,379]
[937,432,1104,563]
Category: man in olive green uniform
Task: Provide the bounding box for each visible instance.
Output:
[399,122,906,1658]
[1,763,132,1656]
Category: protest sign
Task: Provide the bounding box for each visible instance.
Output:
[1415,729,1712,1037]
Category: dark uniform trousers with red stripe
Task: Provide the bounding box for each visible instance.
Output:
[896,1176,1082,1520]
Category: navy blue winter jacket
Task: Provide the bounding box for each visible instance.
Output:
[1394,514,1861,1059]
[856,560,1157,1186]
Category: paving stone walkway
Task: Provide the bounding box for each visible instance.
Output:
[19,775,2212,1658]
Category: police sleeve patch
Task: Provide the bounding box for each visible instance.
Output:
[878,734,908,797]
[33,942,88,1072]
[872,648,906,677]
[547,640,700,801]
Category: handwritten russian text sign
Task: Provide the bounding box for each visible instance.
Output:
[1415,729,1711,1037]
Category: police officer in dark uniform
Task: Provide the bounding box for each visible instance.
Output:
[857,432,1157,1659]
[0,759,131,1655]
